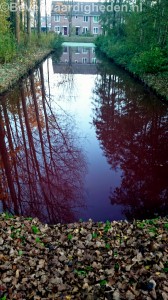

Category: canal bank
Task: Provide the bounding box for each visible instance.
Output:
[95,43,168,102]
[0,213,168,299]
[0,48,54,95]
[0,38,96,96]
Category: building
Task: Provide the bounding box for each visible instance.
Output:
[41,16,51,32]
[51,1,103,36]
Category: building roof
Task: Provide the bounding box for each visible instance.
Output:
[51,1,103,16]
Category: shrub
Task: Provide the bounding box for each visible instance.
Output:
[49,33,63,49]
[26,32,63,49]
[130,47,166,75]
[0,33,16,63]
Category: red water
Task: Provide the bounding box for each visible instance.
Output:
[0,48,168,224]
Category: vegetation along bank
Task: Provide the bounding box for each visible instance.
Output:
[96,0,168,101]
[0,0,62,95]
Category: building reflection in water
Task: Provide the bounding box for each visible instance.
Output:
[0,64,87,224]
[52,44,97,75]
[93,58,168,221]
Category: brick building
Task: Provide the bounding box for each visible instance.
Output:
[51,1,103,36]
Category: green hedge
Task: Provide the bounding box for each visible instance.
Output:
[0,33,16,63]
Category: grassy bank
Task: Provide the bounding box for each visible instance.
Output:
[0,48,51,94]
[95,36,168,101]
[63,36,96,43]
[0,213,168,299]
[0,34,62,95]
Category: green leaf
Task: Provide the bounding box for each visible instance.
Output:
[114,262,120,271]
[74,269,87,276]
[99,279,107,286]
[0,296,7,300]
[18,250,23,256]
[31,225,39,234]
[10,232,16,239]
[35,237,41,243]
[92,232,98,239]
[137,222,145,229]
[4,212,13,219]
[164,223,168,230]
[105,243,110,249]
[105,220,111,226]
[104,220,111,233]
[163,268,168,273]
[148,227,157,233]
[68,234,73,240]
[85,266,93,271]
[20,235,26,242]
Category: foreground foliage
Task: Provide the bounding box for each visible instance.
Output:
[0,214,168,299]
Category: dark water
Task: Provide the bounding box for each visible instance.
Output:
[0,44,168,224]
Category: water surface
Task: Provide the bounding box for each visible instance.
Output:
[0,44,168,224]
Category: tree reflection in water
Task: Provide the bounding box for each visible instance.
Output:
[0,64,86,224]
[52,47,75,93]
[93,59,168,221]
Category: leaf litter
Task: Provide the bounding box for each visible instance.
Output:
[0,214,168,299]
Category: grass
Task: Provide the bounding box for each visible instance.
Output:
[63,35,96,43]
[0,47,51,94]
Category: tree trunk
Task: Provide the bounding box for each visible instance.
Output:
[45,0,48,33]
[37,0,41,37]
[15,0,20,43]
[27,0,31,37]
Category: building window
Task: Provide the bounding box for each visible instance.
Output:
[63,47,68,53]
[55,26,60,33]
[92,58,97,64]
[75,60,78,63]
[93,27,98,34]
[82,47,88,54]
[55,15,60,22]
[83,27,88,34]
[93,16,99,23]
[75,16,78,19]
[75,47,80,54]
[82,58,87,63]
[83,16,88,22]
[64,16,68,19]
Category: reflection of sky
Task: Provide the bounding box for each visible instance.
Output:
[43,58,124,221]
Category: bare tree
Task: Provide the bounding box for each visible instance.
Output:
[37,0,41,36]
[15,0,20,43]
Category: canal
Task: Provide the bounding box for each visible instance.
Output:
[0,43,168,224]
